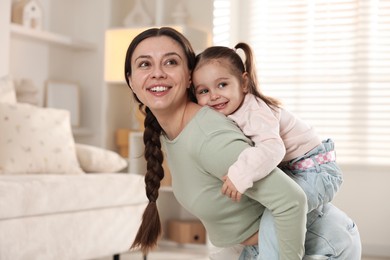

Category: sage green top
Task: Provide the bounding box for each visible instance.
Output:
[162,107,307,259]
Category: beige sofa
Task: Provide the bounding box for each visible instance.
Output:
[0,173,147,260]
[0,75,148,259]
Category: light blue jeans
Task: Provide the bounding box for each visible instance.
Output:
[209,209,276,260]
[239,140,361,259]
[280,139,344,213]
[239,203,362,260]
[238,209,278,260]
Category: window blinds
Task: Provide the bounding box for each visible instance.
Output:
[214,0,390,166]
[213,0,231,46]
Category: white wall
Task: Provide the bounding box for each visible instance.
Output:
[0,0,11,77]
[333,164,390,257]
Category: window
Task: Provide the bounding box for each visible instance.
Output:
[214,0,390,166]
[213,0,231,46]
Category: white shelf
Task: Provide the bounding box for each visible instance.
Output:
[10,23,96,51]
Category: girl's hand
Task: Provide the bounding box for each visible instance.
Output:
[221,175,242,202]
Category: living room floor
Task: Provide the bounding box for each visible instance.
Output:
[107,254,389,260]
[96,249,389,260]
[96,245,208,260]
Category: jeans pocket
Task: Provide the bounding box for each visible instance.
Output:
[239,245,259,260]
[348,222,358,234]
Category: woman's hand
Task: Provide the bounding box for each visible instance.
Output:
[221,175,242,202]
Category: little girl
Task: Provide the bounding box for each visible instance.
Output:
[192,42,343,213]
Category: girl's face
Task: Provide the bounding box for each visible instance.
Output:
[193,60,248,116]
[128,36,191,113]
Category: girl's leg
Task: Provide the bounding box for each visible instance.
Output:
[304,203,362,260]
[239,203,361,260]
[239,209,279,260]
[238,246,259,260]
[208,244,244,260]
[257,209,279,260]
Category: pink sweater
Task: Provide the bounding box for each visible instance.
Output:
[228,93,321,193]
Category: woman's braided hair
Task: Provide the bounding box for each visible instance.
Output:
[124,27,196,254]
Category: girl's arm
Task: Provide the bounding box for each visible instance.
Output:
[227,95,286,194]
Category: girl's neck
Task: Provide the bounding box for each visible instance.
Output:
[157,101,201,140]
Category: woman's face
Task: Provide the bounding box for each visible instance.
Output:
[128,36,191,113]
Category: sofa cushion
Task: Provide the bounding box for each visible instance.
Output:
[75,143,128,173]
[0,103,83,174]
[0,173,147,220]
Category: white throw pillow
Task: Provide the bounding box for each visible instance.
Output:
[0,103,84,174]
[75,143,128,173]
[0,75,17,104]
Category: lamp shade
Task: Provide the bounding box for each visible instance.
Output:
[104,28,143,83]
[104,25,209,83]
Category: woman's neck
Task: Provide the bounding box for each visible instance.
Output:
[157,101,201,140]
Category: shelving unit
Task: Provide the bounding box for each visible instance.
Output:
[10,23,96,51]
[2,0,110,146]
[8,22,96,139]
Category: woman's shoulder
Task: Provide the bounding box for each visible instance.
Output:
[193,107,245,137]
[196,106,235,125]
[196,106,226,121]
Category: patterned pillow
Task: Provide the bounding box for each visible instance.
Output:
[0,103,84,174]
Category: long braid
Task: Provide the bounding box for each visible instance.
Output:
[143,107,164,203]
[130,107,164,254]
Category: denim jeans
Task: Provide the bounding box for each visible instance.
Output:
[238,209,278,260]
[209,209,277,260]
[239,203,361,260]
[212,139,360,260]
[280,139,343,213]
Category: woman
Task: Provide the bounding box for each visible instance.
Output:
[124,27,361,259]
